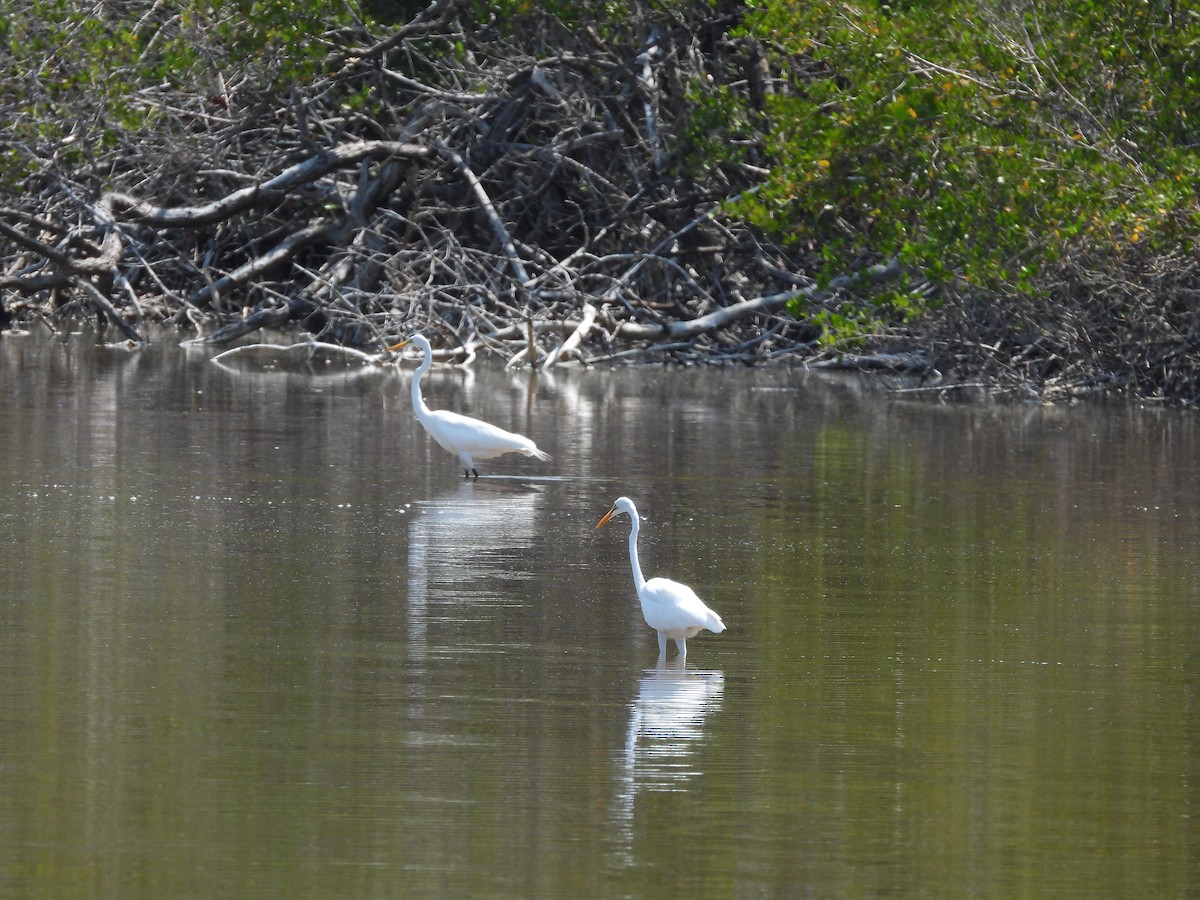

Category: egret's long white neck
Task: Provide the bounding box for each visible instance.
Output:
[626,510,647,594]
[410,347,434,423]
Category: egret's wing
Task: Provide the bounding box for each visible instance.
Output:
[641,577,725,634]
[424,409,542,459]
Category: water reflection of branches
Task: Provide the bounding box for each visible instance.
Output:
[611,663,724,865]
[207,339,387,377]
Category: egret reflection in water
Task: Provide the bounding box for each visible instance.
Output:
[405,480,545,657]
[612,663,725,861]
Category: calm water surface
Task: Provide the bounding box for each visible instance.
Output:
[0,334,1197,898]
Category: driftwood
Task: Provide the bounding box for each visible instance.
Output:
[209,339,384,374]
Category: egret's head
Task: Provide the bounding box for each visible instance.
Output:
[596,496,636,529]
[388,333,431,353]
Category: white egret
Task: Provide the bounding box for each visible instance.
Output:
[596,497,725,661]
[391,334,550,477]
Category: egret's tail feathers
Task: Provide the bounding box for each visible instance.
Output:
[707,611,726,634]
[525,446,551,462]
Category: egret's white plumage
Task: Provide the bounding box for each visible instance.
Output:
[596,496,725,661]
[392,334,550,477]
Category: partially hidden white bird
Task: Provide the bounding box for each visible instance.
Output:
[391,334,550,477]
[596,496,725,661]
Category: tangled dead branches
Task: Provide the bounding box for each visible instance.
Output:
[0,0,849,368]
[5,1,1198,404]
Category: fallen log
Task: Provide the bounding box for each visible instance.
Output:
[106,141,431,228]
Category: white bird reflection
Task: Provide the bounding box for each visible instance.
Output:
[405,480,545,657]
[612,663,725,862]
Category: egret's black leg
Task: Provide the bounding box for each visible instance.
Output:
[470,468,480,478]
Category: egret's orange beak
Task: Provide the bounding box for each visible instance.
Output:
[388,339,411,352]
[596,507,616,529]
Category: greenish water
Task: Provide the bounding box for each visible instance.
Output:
[0,335,1196,897]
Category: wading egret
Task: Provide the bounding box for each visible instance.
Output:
[391,334,550,477]
[596,496,725,661]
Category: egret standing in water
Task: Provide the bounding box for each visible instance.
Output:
[391,334,550,477]
[596,496,725,661]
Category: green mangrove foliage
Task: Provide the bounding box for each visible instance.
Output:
[686,0,1200,341]
[1,0,354,170]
